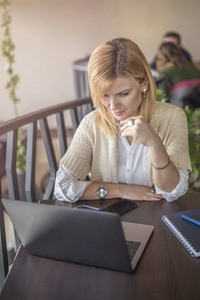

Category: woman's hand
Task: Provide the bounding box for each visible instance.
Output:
[118,116,180,193]
[119,116,160,147]
[118,184,163,201]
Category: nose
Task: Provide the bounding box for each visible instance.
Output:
[109,96,120,110]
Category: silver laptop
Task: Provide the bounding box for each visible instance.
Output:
[2,198,154,273]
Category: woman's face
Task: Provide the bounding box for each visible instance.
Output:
[101,76,148,121]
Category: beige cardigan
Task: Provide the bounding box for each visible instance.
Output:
[61,101,191,187]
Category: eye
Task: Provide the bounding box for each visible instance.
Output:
[119,92,129,97]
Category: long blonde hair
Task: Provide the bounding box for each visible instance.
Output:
[88,38,156,137]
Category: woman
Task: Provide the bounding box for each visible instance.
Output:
[156,42,200,107]
[54,38,191,203]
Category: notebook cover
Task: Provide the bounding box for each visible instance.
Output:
[181,208,200,226]
[162,208,200,257]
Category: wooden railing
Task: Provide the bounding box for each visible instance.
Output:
[0,96,93,288]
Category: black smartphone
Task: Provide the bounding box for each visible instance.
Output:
[102,199,138,215]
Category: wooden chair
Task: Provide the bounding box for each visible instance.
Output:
[0,96,93,288]
[0,186,8,290]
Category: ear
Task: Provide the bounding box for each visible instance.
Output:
[141,75,149,91]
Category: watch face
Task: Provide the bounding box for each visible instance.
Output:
[97,187,107,199]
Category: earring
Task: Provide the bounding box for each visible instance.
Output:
[142,89,146,99]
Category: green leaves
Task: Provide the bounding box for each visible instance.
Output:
[156,89,168,102]
[157,89,200,190]
[0,0,20,106]
[184,106,200,187]
[0,1,26,172]
[16,129,26,173]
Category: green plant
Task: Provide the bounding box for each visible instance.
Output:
[157,88,200,191]
[184,106,200,190]
[0,0,19,114]
[16,129,26,172]
[0,0,26,172]
[156,89,168,102]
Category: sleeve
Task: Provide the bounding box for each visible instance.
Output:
[54,164,91,203]
[60,112,96,180]
[162,105,192,171]
[154,169,189,202]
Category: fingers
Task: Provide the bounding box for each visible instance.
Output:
[119,116,155,147]
[119,117,139,132]
[124,185,164,202]
[136,193,163,201]
[119,116,141,127]
[141,188,163,201]
[119,116,144,139]
[119,119,137,140]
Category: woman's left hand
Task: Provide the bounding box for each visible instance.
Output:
[119,116,180,193]
[119,116,160,147]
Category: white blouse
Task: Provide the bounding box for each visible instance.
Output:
[54,134,189,203]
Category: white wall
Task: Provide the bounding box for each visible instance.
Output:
[0,0,200,122]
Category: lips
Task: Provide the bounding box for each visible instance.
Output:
[113,109,126,116]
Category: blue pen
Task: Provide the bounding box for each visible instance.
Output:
[74,205,102,211]
[181,214,200,226]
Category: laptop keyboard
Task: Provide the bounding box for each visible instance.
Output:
[126,241,141,260]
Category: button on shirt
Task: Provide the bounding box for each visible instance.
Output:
[118,134,148,186]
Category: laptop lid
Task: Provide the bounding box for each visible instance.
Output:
[2,199,153,273]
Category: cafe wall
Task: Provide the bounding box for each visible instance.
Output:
[0,0,200,123]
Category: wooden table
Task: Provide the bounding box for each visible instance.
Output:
[1,192,200,300]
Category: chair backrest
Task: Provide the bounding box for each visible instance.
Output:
[0,96,93,287]
[0,188,8,290]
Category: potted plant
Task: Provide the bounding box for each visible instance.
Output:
[156,89,200,191]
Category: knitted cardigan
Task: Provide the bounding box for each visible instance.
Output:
[60,101,191,187]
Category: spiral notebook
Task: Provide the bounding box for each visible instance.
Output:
[162,208,200,258]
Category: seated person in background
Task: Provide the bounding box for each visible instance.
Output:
[182,84,200,111]
[151,31,192,70]
[156,42,200,107]
[54,38,191,203]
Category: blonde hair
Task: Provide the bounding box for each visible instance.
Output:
[88,38,156,137]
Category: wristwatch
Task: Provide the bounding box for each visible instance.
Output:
[96,183,107,199]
